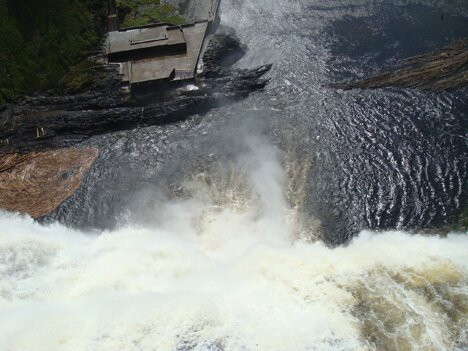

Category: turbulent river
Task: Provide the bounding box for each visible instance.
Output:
[1,0,468,350]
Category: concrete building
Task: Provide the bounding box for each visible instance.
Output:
[105,0,220,90]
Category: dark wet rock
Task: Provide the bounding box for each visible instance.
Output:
[0,29,271,153]
[202,26,247,77]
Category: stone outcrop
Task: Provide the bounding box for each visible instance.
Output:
[335,38,468,92]
[0,148,99,218]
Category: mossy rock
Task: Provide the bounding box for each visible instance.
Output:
[58,60,106,94]
[118,0,186,27]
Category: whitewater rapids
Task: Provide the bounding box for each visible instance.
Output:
[1,140,466,351]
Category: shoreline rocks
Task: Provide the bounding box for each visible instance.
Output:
[0,147,99,218]
[334,38,468,92]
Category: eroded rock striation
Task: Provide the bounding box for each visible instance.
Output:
[335,38,468,92]
[0,148,99,218]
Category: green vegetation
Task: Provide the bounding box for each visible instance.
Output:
[117,0,186,28]
[58,60,107,94]
[0,0,188,106]
[0,0,106,105]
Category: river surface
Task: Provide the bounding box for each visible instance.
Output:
[1,0,468,350]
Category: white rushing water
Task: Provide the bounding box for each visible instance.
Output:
[1,138,467,351]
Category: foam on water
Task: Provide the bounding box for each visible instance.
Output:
[1,139,467,351]
[1,216,467,350]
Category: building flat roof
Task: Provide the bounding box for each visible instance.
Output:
[117,22,208,85]
[105,0,220,87]
[107,25,186,60]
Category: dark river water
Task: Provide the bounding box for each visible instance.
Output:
[1,1,468,350]
[48,0,468,244]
